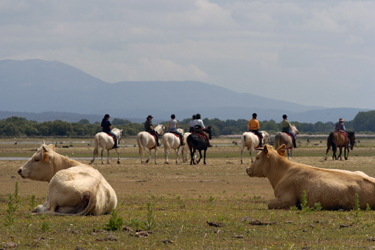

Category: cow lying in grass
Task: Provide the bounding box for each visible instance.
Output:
[18,143,117,215]
[246,144,375,210]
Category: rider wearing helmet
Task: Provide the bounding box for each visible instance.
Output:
[247,113,263,147]
[280,114,297,148]
[101,114,118,148]
[144,115,160,146]
[193,113,212,147]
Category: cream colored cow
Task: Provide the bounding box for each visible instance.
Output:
[18,144,117,215]
[246,144,375,210]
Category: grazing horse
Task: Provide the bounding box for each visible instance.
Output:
[274,125,299,160]
[90,128,123,165]
[241,131,270,164]
[136,124,165,164]
[187,126,212,165]
[325,131,356,160]
[163,128,184,164]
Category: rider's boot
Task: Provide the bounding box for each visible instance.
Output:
[207,139,213,147]
[293,139,297,148]
[156,139,160,147]
[113,140,119,149]
[180,138,185,146]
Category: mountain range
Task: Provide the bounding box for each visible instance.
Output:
[0,59,369,123]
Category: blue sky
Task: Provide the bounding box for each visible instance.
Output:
[0,0,374,109]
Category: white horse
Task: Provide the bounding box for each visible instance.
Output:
[274,125,299,160]
[136,124,165,164]
[240,131,269,164]
[181,132,198,163]
[162,128,184,164]
[90,128,123,165]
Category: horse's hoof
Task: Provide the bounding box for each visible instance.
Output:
[117,161,120,164]
[146,160,149,163]
[164,162,169,164]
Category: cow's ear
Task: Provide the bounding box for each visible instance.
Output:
[263,145,269,157]
[42,145,50,152]
[47,144,55,151]
[276,144,286,156]
[41,145,52,162]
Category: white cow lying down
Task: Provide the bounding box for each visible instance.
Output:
[246,144,375,210]
[18,144,117,215]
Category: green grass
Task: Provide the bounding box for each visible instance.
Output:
[2,194,375,249]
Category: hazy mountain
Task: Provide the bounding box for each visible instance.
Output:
[0,59,369,123]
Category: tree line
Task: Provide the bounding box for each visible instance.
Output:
[0,111,373,137]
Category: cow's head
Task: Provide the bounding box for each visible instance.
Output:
[18,143,56,182]
[246,144,286,178]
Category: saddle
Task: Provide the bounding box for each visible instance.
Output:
[254,134,261,148]
[147,132,158,149]
[338,131,349,147]
[170,131,183,142]
[106,133,116,143]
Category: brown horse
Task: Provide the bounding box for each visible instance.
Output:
[325,131,356,160]
[274,125,299,159]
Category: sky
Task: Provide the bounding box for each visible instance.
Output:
[0,0,374,109]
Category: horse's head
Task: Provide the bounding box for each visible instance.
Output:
[348,131,356,150]
[205,125,212,140]
[155,124,165,136]
[291,125,299,135]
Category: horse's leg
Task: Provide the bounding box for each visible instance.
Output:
[176,148,180,165]
[154,148,158,164]
[90,148,96,164]
[164,146,169,164]
[101,147,104,164]
[347,147,350,160]
[344,147,348,160]
[203,149,207,165]
[197,150,202,164]
[249,148,253,163]
[240,146,244,164]
[115,148,120,164]
[338,147,343,160]
[146,148,152,164]
[290,148,293,160]
[325,147,330,161]
[107,149,110,164]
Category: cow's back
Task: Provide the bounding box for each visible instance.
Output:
[47,165,117,215]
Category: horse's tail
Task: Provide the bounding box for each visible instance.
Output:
[242,134,253,150]
[93,134,100,156]
[137,133,144,155]
[274,133,281,149]
[329,132,336,153]
[163,135,171,150]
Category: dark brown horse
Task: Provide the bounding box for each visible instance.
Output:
[325,131,356,160]
[187,126,212,165]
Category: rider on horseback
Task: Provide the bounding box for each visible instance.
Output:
[189,114,196,133]
[144,115,160,146]
[281,114,297,148]
[247,113,263,147]
[193,113,212,147]
[101,114,118,149]
[335,118,346,132]
[167,114,185,146]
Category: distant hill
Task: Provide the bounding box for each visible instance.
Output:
[0,59,369,123]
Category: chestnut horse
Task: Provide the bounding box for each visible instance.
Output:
[187,126,212,165]
[325,131,356,160]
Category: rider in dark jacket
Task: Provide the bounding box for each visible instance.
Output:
[144,115,160,146]
[101,114,118,148]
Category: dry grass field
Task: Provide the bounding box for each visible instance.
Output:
[1,136,375,249]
